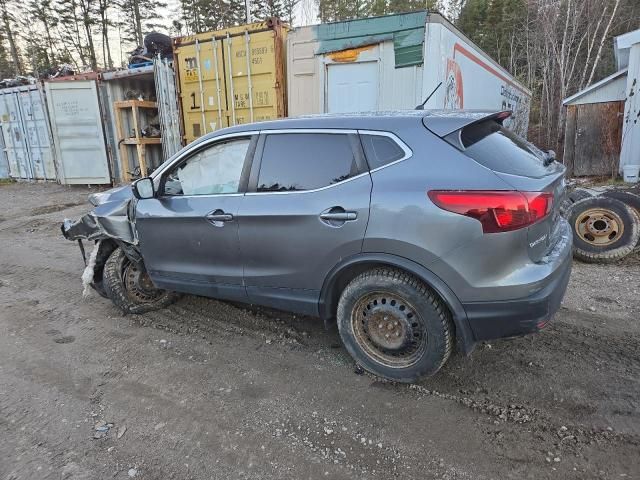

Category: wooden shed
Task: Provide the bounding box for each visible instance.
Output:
[562,69,628,177]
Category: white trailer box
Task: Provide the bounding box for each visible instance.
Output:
[288,11,531,136]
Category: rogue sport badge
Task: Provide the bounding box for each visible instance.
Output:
[529,234,548,248]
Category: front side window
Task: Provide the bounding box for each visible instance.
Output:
[257,133,357,192]
[164,138,250,196]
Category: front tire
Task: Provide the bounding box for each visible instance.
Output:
[337,268,454,383]
[103,248,179,314]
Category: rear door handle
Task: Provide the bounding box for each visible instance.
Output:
[320,212,357,221]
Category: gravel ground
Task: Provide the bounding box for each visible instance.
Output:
[0,182,639,480]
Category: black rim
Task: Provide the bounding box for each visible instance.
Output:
[351,291,427,368]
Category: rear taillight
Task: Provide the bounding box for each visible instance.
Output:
[428,190,553,233]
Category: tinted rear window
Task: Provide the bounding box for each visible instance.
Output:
[460,120,550,177]
[257,133,358,192]
[361,134,405,169]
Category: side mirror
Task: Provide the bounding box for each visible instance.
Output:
[132,177,155,199]
[547,150,556,160]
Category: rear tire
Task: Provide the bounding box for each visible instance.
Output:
[103,248,180,314]
[569,196,640,263]
[337,268,454,383]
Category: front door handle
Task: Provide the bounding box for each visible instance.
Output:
[206,210,234,227]
[206,213,234,221]
[319,212,357,221]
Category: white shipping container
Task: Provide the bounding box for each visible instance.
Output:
[0,84,56,181]
[288,12,531,136]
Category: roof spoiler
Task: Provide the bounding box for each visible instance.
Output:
[423,110,512,137]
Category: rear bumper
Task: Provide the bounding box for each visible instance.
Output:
[462,250,572,341]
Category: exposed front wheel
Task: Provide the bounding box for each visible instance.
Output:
[103,248,180,314]
[337,268,454,382]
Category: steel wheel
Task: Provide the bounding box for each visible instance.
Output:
[574,208,624,247]
[123,261,165,304]
[351,291,427,369]
[103,248,180,314]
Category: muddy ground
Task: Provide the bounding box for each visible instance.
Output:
[0,183,638,480]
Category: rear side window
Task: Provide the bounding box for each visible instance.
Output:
[257,133,358,192]
[460,120,550,177]
[360,134,405,169]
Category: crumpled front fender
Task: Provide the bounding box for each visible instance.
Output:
[61,199,136,244]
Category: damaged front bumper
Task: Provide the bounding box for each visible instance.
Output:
[61,194,139,273]
[61,199,136,244]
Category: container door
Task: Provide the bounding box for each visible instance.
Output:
[174,21,287,144]
[154,57,182,158]
[0,125,8,178]
[0,90,34,179]
[18,87,56,180]
[46,80,111,184]
[326,62,378,113]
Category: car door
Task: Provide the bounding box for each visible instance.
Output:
[238,130,373,315]
[135,134,257,302]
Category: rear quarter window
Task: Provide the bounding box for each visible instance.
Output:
[360,134,406,169]
[460,120,551,178]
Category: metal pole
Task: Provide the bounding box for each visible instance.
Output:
[226,33,236,126]
[195,39,207,135]
[212,38,223,130]
[245,0,251,24]
[244,31,254,123]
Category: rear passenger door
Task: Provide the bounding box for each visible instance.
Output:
[238,130,372,315]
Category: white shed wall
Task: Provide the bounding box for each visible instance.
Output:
[287,27,423,116]
[620,42,640,172]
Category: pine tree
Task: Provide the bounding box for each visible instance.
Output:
[252,0,286,21]
[116,0,168,46]
[0,0,23,74]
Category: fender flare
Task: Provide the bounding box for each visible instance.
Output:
[319,253,476,355]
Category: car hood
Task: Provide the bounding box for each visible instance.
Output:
[88,185,133,207]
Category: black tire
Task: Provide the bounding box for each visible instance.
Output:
[337,268,454,383]
[601,191,640,247]
[144,32,172,56]
[568,188,593,203]
[103,248,180,314]
[91,280,109,298]
[601,190,640,213]
[561,188,593,217]
[569,196,640,263]
[91,241,117,299]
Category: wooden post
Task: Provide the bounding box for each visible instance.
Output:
[563,105,577,177]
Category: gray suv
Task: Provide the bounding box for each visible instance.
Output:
[63,111,572,382]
